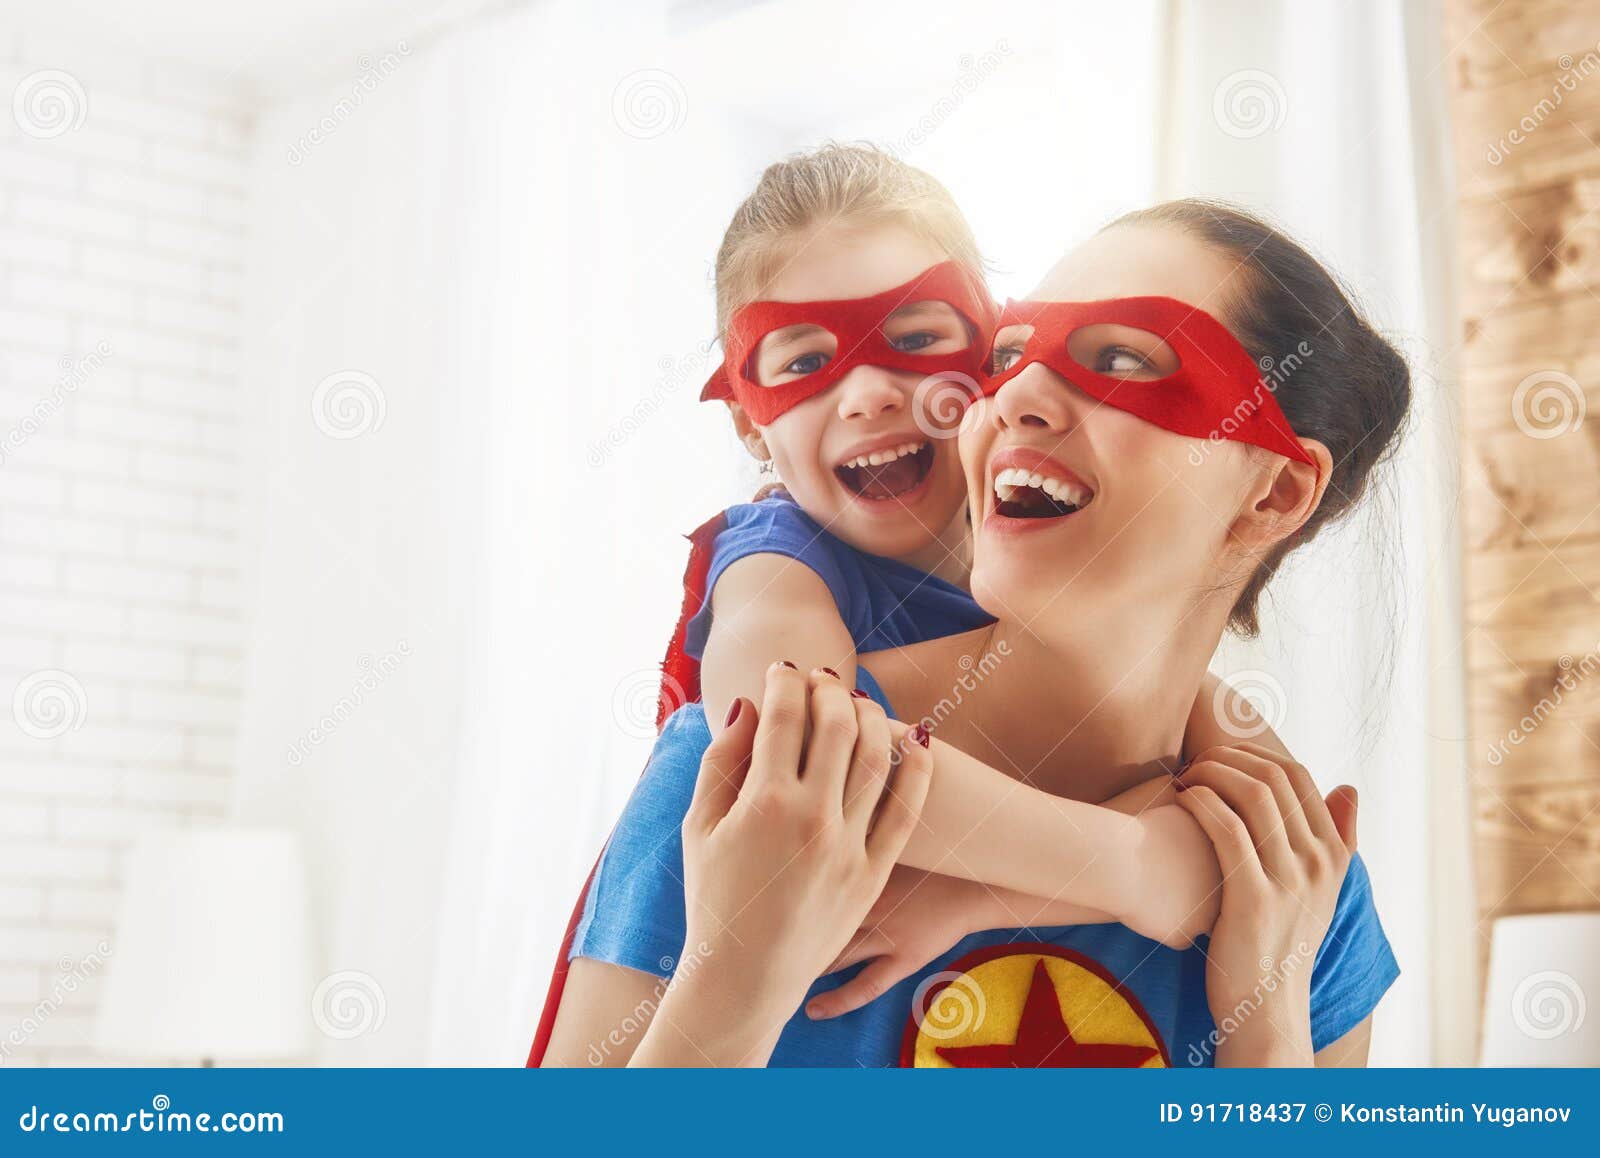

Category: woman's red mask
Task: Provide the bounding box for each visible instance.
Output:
[983,297,1317,471]
[700,262,998,426]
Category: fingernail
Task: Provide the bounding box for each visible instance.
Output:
[1174,782,1187,792]
[725,699,743,728]
[820,667,839,679]
[850,689,871,701]
[805,999,824,1019]
[779,660,797,670]
[911,724,929,749]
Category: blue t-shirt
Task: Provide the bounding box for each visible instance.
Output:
[572,670,1400,1067]
[682,493,994,660]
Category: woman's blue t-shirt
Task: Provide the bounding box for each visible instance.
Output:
[571,669,1400,1067]
[682,492,994,660]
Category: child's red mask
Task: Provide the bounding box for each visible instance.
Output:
[700,262,998,426]
[983,297,1317,471]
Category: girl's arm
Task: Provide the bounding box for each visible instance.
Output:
[891,673,1296,945]
[698,554,859,737]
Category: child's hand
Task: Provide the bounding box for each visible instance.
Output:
[674,664,933,1050]
[803,868,994,1020]
[1172,743,1359,1066]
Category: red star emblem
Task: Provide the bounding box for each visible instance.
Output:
[935,959,1160,1068]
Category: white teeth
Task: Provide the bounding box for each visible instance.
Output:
[842,441,926,471]
[992,466,1094,508]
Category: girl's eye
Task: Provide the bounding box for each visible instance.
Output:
[991,346,1023,373]
[889,330,940,353]
[1095,345,1156,377]
[783,352,831,376]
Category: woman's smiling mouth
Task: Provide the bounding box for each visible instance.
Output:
[986,448,1096,522]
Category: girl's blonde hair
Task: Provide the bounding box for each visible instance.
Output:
[714,142,985,338]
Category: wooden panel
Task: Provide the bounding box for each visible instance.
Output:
[1449,0,1600,933]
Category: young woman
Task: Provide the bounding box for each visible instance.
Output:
[542,200,1408,1067]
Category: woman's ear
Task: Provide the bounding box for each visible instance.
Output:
[1230,439,1333,551]
[727,402,771,463]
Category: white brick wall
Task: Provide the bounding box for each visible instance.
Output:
[0,30,251,1066]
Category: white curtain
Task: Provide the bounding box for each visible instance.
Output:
[1163,0,1472,1065]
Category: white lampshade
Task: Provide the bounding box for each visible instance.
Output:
[1480,911,1600,1066]
[95,828,315,1063]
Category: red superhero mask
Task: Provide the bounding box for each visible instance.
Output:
[983,297,1316,471]
[700,261,998,426]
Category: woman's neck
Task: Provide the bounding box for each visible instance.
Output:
[872,598,1226,803]
[897,507,972,589]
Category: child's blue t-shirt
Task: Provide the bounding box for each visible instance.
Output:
[682,492,994,661]
[570,669,1400,1068]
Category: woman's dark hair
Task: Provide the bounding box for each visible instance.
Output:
[1106,199,1413,636]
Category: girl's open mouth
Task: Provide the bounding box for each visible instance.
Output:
[993,467,1094,519]
[834,440,934,501]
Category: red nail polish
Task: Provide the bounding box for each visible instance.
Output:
[1174,782,1187,792]
[850,689,871,701]
[779,660,797,670]
[911,724,929,749]
[725,699,742,728]
[821,667,839,679]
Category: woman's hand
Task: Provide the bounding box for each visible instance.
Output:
[1173,743,1359,1067]
[637,663,932,1066]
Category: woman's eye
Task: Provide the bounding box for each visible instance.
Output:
[783,352,830,376]
[991,345,1023,373]
[1096,345,1154,376]
[889,330,940,353]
